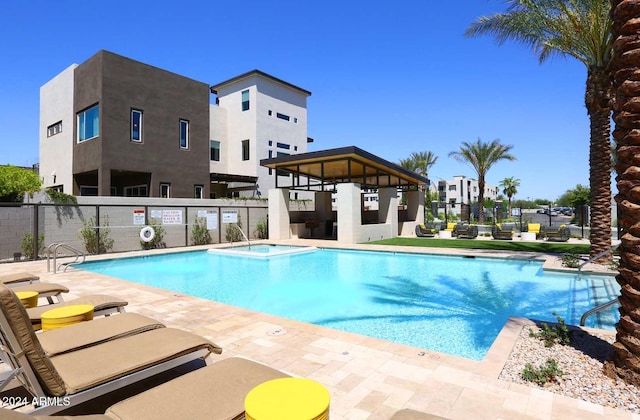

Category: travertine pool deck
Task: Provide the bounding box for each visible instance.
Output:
[1,240,633,419]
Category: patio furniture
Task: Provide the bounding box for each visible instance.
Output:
[244,377,330,420]
[454,224,478,239]
[415,223,436,237]
[491,224,513,240]
[0,357,291,420]
[41,304,95,331]
[524,223,542,239]
[0,283,221,415]
[27,294,128,329]
[543,224,571,242]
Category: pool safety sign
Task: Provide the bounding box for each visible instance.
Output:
[162,209,183,225]
[222,211,238,224]
[198,210,218,230]
[133,209,145,226]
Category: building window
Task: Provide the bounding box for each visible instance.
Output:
[131,109,143,142]
[294,146,298,151]
[210,140,220,161]
[276,112,290,121]
[179,119,189,149]
[47,121,62,137]
[241,90,250,111]
[242,139,250,161]
[160,183,171,198]
[268,140,272,146]
[294,117,298,124]
[276,151,289,176]
[77,104,99,142]
[276,142,290,150]
[268,110,272,116]
[79,185,98,196]
[194,185,204,199]
[124,185,148,197]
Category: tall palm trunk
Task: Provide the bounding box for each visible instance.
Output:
[605,0,640,386]
[478,179,486,224]
[586,68,613,263]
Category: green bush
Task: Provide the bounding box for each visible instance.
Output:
[0,165,41,202]
[561,253,581,268]
[522,359,564,385]
[79,216,115,254]
[21,232,44,259]
[254,218,268,239]
[190,217,211,245]
[141,220,166,249]
[225,216,244,242]
[529,315,572,347]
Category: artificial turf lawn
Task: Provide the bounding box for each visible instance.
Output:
[368,237,592,254]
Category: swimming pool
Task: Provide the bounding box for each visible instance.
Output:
[207,244,316,258]
[78,248,620,360]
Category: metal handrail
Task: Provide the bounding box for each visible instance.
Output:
[46,243,85,274]
[578,243,619,272]
[580,297,620,326]
[230,224,251,250]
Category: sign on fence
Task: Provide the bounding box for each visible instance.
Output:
[133,209,145,225]
[222,211,237,224]
[162,209,183,225]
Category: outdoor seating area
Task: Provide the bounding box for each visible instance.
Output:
[415,223,437,237]
[491,224,514,240]
[453,224,479,239]
[543,224,571,242]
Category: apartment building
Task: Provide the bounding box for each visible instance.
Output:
[436,175,498,215]
[39,50,311,199]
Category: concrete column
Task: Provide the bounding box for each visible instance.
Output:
[268,188,290,240]
[337,183,361,244]
[406,190,424,223]
[378,188,398,235]
[315,191,333,238]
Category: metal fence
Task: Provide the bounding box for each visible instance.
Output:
[0,200,269,262]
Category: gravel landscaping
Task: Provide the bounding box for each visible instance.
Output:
[499,322,640,413]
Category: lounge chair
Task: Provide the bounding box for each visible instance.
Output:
[391,409,448,419]
[444,222,457,234]
[10,282,69,304]
[37,313,165,356]
[0,283,221,415]
[525,223,542,239]
[0,272,40,285]
[543,224,571,242]
[415,223,436,237]
[454,224,478,239]
[0,357,290,420]
[27,294,128,328]
[491,224,513,240]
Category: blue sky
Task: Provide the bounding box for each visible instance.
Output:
[0,1,594,201]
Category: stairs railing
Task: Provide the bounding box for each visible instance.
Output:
[46,243,86,274]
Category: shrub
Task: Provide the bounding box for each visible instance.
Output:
[79,216,114,254]
[21,232,44,259]
[254,218,268,239]
[522,359,564,385]
[190,217,211,245]
[561,253,581,268]
[225,216,244,242]
[0,165,41,202]
[529,315,572,347]
[141,220,166,249]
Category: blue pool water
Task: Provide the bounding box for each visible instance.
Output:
[78,248,620,360]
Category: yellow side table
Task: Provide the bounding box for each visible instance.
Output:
[41,304,94,332]
[15,291,39,308]
[245,377,330,420]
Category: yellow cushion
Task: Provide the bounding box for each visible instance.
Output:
[245,378,330,420]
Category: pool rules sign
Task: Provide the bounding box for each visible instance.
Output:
[133,209,145,225]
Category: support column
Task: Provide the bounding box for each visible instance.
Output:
[337,183,361,243]
[268,188,290,240]
[378,187,398,236]
[406,190,424,223]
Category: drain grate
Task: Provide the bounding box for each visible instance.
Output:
[267,328,288,336]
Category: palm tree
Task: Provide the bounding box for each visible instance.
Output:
[605,0,640,387]
[400,152,438,218]
[499,177,521,216]
[449,139,516,223]
[466,0,614,262]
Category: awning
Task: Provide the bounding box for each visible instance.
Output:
[260,146,428,191]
